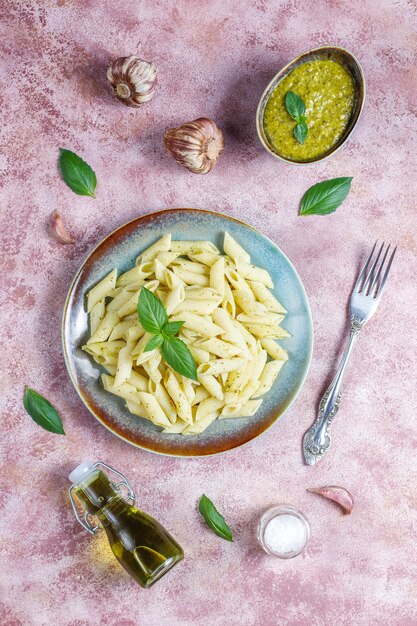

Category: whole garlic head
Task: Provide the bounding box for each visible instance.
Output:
[164,118,224,174]
[107,56,157,107]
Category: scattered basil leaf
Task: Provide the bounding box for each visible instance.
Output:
[59,149,97,198]
[144,333,164,352]
[163,321,185,337]
[299,177,353,216]
[285,91,306,121]
[23,387,65,435]
[162,337,198,381]
[294,122,308,144]
[137,287,168,334]
[198,494,233,542]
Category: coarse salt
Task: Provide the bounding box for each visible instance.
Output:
[263,513,307,556]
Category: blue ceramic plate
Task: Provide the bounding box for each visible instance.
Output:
[62,209,313,456]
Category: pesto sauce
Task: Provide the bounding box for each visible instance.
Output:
[263,60,355,161]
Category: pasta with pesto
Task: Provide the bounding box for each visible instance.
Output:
[82,231,290,435]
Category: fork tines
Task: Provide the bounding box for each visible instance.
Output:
[355,241,397,298]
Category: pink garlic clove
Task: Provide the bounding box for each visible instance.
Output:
[51,210,76,244]
[307,486,354,515]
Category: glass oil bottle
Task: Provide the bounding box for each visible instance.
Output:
[69,460,183,588]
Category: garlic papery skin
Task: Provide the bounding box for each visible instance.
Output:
[107,56,157,108]
[307,486,354,515]
[163,118,224,174]
[51,210,76,244]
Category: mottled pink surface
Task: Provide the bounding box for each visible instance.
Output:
[1,1,417,625]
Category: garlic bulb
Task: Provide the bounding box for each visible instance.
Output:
[107,56,157,107]
[163,118,224,174]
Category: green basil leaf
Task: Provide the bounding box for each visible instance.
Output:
[137,287,168,334]
[163,321,185,337]
[198,494,233,541]
[300,177,353,216]
[23,387,65,435]
[285,91,306,120]
[59,149,97,197]
[162,337,198,381]
[144,334,164,352]
[294,122,308,144]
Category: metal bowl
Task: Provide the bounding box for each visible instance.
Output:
[256,45,365,165]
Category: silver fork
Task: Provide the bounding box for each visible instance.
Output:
[303,242,397,465]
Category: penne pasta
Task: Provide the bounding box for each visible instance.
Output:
[87,269,117,312]
[84,231,290,436]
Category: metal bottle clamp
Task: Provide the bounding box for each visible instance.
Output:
[68,461,136,535]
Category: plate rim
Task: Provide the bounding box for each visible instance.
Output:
[62,207,314,457]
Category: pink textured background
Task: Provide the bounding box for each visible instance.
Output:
[1,1,417,625]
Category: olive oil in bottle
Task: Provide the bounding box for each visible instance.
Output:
[68,461,183,588]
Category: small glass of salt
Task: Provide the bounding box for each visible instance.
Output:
[257,505,310,559]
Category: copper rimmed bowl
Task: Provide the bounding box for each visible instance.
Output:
[256,45,365,165]
[62,209,313,456]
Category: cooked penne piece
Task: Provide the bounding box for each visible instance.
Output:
[248,281,287,313]
[170,240,219,255]
[102,374,141,404]
[242,323,290,339]
[210,257,225,297]
[225,268,252,292]
[222,280,236,317]
[183,413,219,435]
[137,235,171,264]
[235,260,273,288]
[220,399,263,418]
[125,400,148,419]
[155,251,179,266]
[195,337,243,358]
[188,249,220,267]
[114,340,135,388]
[148,380,177,423]
[109,319,138,341]
[89,299,106,335]
[162,419,189,434]
[173,298,221,315]
[170,312,223,337]
[236,313,284,325]
[196,398,224,421]
[131,332,152,357]
[191,385,210,406]
[233,289,268,315]
[137,392,171,427]
[253,360,285,397]
[171,259,209,275]
[82,340,124,357]
[117,264,152,287]
[188,344,211,365]
[198,358,246,377]
[199,375,223,401]
[223,231,250,263]
[165,283,185,315]
[184,287,222,300]
[172,266,209,287]
[260,338,289,361]
[164,370,193,423]
[87,269,117,312]
[87,311,119,344]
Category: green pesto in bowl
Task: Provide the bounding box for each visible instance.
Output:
[263,60,355,162]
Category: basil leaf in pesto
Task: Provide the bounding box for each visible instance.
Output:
[198,494,233,541]
[59,149,97,198]
[300,177,353,216]
[285,92,308,144]
[144,333,164,352]
[294,122,308,144]
[23,387,65,435]
[285,91,306,121]
[137,287,168,334]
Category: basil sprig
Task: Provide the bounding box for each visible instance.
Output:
[198,494,233,541]
[23,387,65,434]
[300,177,353,216]
[285,91,308,144]
[137,288,197,381]
[59,148,97,197]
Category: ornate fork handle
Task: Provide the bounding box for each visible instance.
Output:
[303,316,365,465]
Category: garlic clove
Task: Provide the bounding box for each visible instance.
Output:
[163,118,224,174]
[307,486,354,515]
[51,210,76,244]
[107,56,157,108]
